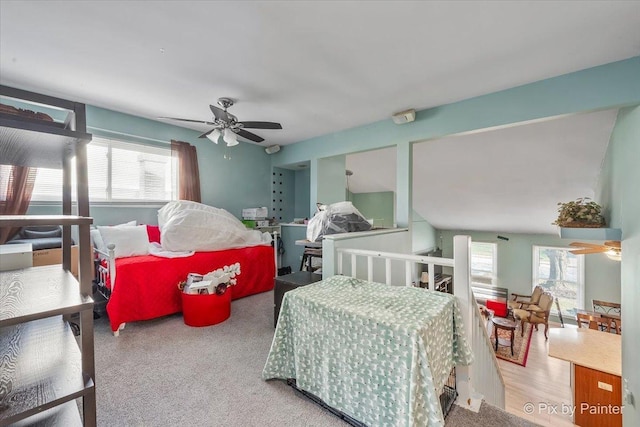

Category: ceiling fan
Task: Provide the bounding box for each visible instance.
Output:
[569,240,621,261]
[160,98,282,146]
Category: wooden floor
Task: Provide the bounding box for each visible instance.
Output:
[498,323,575,426]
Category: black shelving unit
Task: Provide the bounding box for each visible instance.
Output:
[0,85,96,426]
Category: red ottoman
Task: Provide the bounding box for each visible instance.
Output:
[182,290,231,327]
[486,299,508,318]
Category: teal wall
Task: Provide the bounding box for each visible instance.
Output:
[316,155,346,206]
[272,167,295,223]
[596,105,640,426]
[294,168,310,219]
[351,191,394,228]
[439,230,621,321]
[27,105,272,225]
[279,225,307,271]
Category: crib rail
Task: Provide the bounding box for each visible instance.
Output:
[336,248,454,290]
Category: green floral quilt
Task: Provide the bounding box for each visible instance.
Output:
[262,275,473,427]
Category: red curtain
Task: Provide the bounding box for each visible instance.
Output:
[170,140,201,203]
[0,165,36,244]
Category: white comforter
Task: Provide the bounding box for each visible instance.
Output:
[158,201,272,252]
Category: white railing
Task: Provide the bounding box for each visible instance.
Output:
[336,248,454,289]
[334,235,505,412]
[470,294,506,408]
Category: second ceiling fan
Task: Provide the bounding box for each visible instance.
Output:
[569,240,621,261]
[161,98,282,146]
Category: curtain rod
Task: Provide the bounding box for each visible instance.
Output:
[87,126,170,145]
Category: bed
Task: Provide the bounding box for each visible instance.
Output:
[98,244,275,333]
[94,201,276,333]
[262,274,473,427]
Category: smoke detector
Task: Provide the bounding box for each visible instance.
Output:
[391,109,416,125]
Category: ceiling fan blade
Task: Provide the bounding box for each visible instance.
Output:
[570,248,607,255]
[604,240,621,249]
[239,121,282,130]
[569,242,606,249]
[234,128,265,143]
[210,105,229,121]
[159,117,215,125]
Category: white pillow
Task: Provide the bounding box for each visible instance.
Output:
[90,229,106,254]
[93,221,137,255]
[97,225,149,259]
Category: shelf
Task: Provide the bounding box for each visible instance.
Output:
[0,215,93,227]
[10,400,82,427]
[0,265,94,328]
[558,227,622,241]
[0,317,95,426]
[0,113,91,169]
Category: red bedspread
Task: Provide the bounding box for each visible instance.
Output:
[106,245,275,331]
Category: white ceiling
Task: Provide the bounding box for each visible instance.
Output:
[1,2,637,235]
[1,1,639,146]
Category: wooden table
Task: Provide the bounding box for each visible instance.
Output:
[491,316,517,356]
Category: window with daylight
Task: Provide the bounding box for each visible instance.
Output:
[471,241,497,285]
[532,246,584,317]
[30,137,177,202]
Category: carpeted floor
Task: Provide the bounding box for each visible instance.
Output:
[93,290,539,426]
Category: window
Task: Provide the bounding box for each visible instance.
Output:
[30,137,177,202]
[471,242,497,285]
[533,246,584,317]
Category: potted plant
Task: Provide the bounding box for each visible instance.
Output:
[553,197,605,228]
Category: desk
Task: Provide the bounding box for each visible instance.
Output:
[548,328,622,427]
[295,239,322,271]
[294,239,322,248]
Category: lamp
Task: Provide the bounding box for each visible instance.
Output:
[206,129,221,144]
[223,129,239,146]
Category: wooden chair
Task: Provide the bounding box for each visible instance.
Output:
[508,285,543,310]
[513,292,554,340]
[592,299,621,316]
[576,312,601,330]
[600,316,622,335]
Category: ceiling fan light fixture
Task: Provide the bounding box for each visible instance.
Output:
[606,249,622,261]
[224,129,239,146]
[206,129,221,143]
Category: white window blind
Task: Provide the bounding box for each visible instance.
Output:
[30,137,177,202]
[471,241,497,285]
